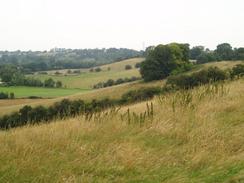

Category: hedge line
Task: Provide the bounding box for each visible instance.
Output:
[166,64,244,89]
[0,87,161,130]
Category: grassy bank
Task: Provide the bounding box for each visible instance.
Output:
[0,79,243,182]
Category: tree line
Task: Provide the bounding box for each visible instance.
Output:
[140,42,244,82]
[166,64,244,89]
[0,92,15,99]
[0,48,143,72]
[0,65,62,88]
[190,43,244,63]
[93,76,141,89]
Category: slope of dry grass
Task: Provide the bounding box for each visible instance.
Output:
[0,79,243,182]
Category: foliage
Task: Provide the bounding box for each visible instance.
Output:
[231,64,244,78]
[0,65,62,88]
[140,43,190,81]
[0,92,9,99]
[0,48,143,72]
[190,46,205,60]
[93,76,141,89]
[95,67,102,72]
[193,43,244,64]
[125,65,132,70]
[135,62,141,68]
[0,86,161,129]
[120,87,161,104]
[166,67,228,89]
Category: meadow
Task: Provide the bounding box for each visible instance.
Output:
[30,57,144,89]
[0,79,243,182]
[0,86,88,98]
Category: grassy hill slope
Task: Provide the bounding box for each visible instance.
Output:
[31,57,144,89]
[0,79,243,182]
[0,60,243,116]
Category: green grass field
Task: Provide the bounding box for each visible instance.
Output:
[30,58,144,89]
[0,86,89,98]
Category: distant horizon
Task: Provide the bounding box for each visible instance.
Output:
[0,41,243,52]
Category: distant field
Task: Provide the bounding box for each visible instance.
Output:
[31,58,144,89]
[0,86,88,98]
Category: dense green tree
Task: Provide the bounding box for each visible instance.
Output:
[190,46,205,59]
[56,81,63,88]
[215,43,234,60]
[44,78,55,88]
[234,48,244,60]
[140,43,190,81]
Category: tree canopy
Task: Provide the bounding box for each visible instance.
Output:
[140,43,190,81]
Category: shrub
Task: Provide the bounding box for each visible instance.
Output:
[166,67,228,89]
[93,76,141,89]
[95,67,102,72]
[38,71,48,75]
[44,78,55,88]
[0,92,9,99]
[73,70,81,74]
[125,65,132,70]
[103,79,114,87]
[10,92,15,99]
[231,64,244,78]
[56,81,63,88]
[115,78,125,85]
[120,87,161,104]
[135,63,141,68]
[55,71,61,75]
[67,70,72,74]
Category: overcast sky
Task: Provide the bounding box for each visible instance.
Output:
[0,0,243,51]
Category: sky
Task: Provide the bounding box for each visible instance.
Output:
[0,0,243,51]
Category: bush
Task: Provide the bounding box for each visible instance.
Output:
[73,70,81,74]
[10,92,15,99]
[135,63,141,68]
[115,78,125,85]
[120,87,161,104]
[103,79,114,87]
[54,71,61,75]
[56,81,63,88]
[231,64,244,78]
[0,92,9,99]
[93,77,141,89]
[44,78,55,88]
[125,65,132,70]
[95,67,102,72]
[38,71,48,75]
[167,67,227,89]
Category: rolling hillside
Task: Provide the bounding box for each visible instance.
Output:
[31,57,144,89]
[0,60,243,116]
[0,79,243,182]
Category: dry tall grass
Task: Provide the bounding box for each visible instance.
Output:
[0,79,243,182]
